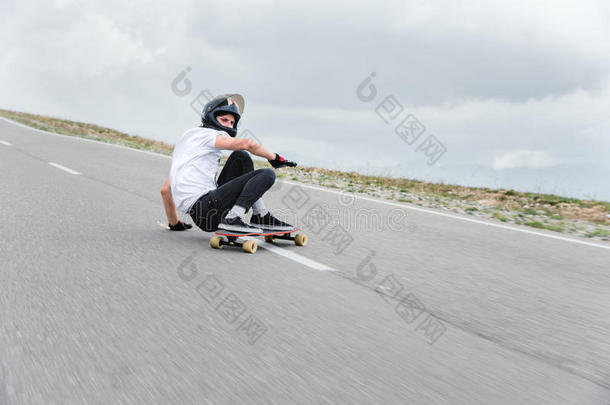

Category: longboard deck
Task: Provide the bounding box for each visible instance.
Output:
[214,228,299,237]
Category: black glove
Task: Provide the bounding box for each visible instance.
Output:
[268,153,297,168]
[169,221,193,231]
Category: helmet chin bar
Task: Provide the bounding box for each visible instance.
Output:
[201,119,238,137]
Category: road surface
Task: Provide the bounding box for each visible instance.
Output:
[1,117,609,404]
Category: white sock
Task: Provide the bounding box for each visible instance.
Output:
[252,199,269,216]
[225,205,246,220]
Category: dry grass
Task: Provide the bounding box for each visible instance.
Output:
[0,108,174,155]
[2,107,608,228]
[257,165,610,225]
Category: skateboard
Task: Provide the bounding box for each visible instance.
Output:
[210,228,307,254]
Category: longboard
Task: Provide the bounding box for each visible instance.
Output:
[210,228,307,254]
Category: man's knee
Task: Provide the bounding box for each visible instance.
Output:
[230,150,252,162]
[228,150,254,173]
[260,168,276,186]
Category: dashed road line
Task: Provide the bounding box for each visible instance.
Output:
[0,140,12,146]
[48,162,82,175]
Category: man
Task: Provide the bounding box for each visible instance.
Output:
[168,93,296,234]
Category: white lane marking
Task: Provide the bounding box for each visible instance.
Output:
[279,180,610,251]
[48,162,82,175]
[0,140,12,146]
[242,236,336,272]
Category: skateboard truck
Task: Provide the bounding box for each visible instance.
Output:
[210,235,258,253]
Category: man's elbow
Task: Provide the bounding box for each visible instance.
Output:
[242,139,257,151]
[160,182,171,196]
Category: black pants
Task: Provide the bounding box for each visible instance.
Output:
[189,151,275,231]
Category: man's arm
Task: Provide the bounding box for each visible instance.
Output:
[215,136,297,167]
[160,179,192,230]
[215,136,275,160]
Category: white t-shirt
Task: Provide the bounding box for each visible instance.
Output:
[169,127,229,213]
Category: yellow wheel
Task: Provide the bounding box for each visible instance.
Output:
[242,240,258,254]
[264,235,274,243]
[210,236,223,249]
[294,233,307,246]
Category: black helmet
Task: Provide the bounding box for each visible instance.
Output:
[201,94,244,137]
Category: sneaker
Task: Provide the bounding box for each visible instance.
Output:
[219,216,263,234]
[250,212,295,231]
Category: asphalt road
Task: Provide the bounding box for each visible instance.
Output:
[1,117,609,404]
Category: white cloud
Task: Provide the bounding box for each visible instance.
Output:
[493,150,560,170]
[1,0,609,199]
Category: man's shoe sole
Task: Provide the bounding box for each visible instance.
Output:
[251,224,296,232]
[218,224,263,233]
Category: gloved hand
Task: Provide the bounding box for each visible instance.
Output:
[268,153,297,168]
[169,221,193,231]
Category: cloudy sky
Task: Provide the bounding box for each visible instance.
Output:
[2,0,609,200]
